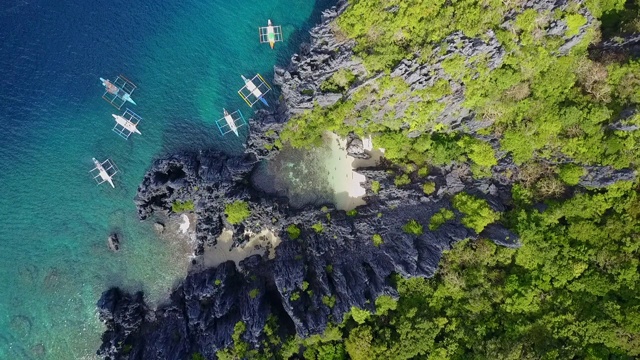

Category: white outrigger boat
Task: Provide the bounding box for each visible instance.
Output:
[100,75,137,109]
[90,158,118,188]
[259,19,283,49]
[215,108,246,136]
[111,108,142,139]
[238,74,271,107]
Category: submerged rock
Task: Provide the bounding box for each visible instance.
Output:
[107,233,120,252]
[153,222,165,233]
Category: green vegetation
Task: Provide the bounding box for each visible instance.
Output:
[290,291,300,301]
[371,180,381,194]
[402,219,423,236]
[452,193,500,233]
[191,353,206,360]
[214,279,221,286]
[216,322,257,360]
[311,222,324,233]
[558,163,586,185]
[224,200,250,225]
[349,307,371,325]
[346,209,358,216]
[320,69,357,93]
[322,295,336,309]
[394,174,411,186]
[216,0,640,359]
[249,288,259,299]
[287,224,301,240]
[372,234,383,247]
[171,200,194,213]
[422,181,436,195]
[428,208,455,230]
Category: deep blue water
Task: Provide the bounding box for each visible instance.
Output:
[0,0,331,358]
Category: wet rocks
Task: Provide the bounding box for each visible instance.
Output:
[96,288,147,360]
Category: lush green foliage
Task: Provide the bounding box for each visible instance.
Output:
[224,201,250,225]
[372,234,383,247]
[394,174,411,186]
[171,200,194,213]
[312,222,324,233]
[422,181,436,195]
[215,1,640,359]
[249,288,259,299]
[402,219,423,236]
[428,208,455,230]
[191,353,206,360]
[558,163,586,185]
[371,180,381,194]
[287,224,301,239]
[452,193,500,233]
[222,182,639,358]
[321,69,357,93]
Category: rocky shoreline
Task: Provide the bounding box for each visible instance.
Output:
[95,1,636,359]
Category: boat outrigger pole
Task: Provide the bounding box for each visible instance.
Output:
[237,74,272,107]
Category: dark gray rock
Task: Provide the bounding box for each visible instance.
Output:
[481,223,520,248]
[345,133,369,159]
[107,233,120,252]
[273,0,365,119]
[98,146,518,359]
[590,33,640,60]
[579,166,636,188]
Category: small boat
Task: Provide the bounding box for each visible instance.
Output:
[241,75,269,106]
[112,114,141,135]
[258,20,283,49]
[100,75,137,109]
[223,108,239,136]
[267,20,276,49]
[215,108,246,136]
[90,158,117,188]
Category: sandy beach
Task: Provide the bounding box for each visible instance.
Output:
[323,133,383,211]
[197,228,282,269]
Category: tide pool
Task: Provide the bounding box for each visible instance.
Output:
[0,0,332,358]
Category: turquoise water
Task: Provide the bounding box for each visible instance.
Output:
[0,0,330,358]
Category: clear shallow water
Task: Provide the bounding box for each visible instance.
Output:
[0,0,331,358]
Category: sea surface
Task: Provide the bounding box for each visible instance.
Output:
[0,0,332,358]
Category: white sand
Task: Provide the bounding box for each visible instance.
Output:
[199,228,282,269]
[323,132,384,211]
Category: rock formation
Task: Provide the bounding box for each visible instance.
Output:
[107,233,120,252]
[96,0,634,359]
